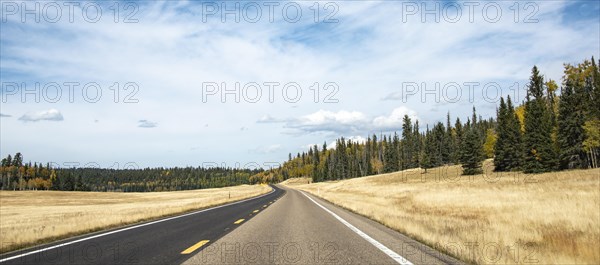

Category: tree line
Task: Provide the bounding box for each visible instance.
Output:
[2,58,598,189]
[0,154,263,192]
[258,57,600,183]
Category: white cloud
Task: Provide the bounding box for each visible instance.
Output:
[18,109,63,122]
[373,107,419,131]
[277,107,419,135]
[251,144,283,154]
[283,109,369,134]
[257,115,285,123]
[328,135,367,150]
[138,120,157,128]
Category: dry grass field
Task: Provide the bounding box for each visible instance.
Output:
[283,161,600,264]
[0,184,271,253]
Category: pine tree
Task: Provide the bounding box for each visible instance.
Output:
[384,133,400,173]
[393,133,400,171]
[505,96,523,170]
[312,145,321,182]
[401,115,413,169]
[557,80,587,169]
[12,153,22,167]
[432,122,446,166]
[460,119,484,175]
[444,112,453,164]
[365,138,374,175]
[494,97,523,171]
[494,97,510,171]
[452,118,463,164]
[522,66,559,173]
[413,120,421,167]
[421,126,434,172]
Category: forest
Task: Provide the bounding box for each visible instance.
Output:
[0,156,262,192]
[1,57,599,190]
[252,57,600,183]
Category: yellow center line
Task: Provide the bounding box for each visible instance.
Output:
[263,205,267,208]
[181,240,210,254]
[234,219,245,224]
[253,210,259,213]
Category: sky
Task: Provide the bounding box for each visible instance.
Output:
[1,0,599,169]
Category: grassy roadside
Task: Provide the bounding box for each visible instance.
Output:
[282,161,600,264]
[0,184,271,254]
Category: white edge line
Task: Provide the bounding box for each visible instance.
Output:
[0,186,276,263]
[300,191,413,265]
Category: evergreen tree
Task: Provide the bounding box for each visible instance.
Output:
[522,66,559,173]
[452,118,463,164]
[421,126,434,172]
[460,119,484,175]
[443,112,453,164]
[432,122,446,166]
[557,80,587,169]
[401,115,413,169]
[413,120,421,167]
[312,145,321,182]
[5,155,12,167]
[494,97,523,171]
[384,133,400,172]
[506,96,523,170]
[12,153,22,167]
[494,97,510,171]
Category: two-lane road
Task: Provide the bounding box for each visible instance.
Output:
[1,185,462,265]
[184,186,463,265]
[0,186,285,265]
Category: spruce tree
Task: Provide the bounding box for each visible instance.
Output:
[452,118,463,164]
[557,80,587,169]
[522,66,559,173]
[433,122,446,166]
[505,96,523,170]
[444,112,453,164]
[460,119,484,175]
[384,133,400,173]
[401,115,413,169]
[494,97,509,171]
[312,145,321,182]
[421,126,434,172]
[413,120,421,167]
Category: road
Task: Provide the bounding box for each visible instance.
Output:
[0,185,462,265]
[0,186,284,265]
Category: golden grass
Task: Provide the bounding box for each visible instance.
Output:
[283,161,600,264]
[0,184,271,253]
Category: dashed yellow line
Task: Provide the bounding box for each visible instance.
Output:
[234,219,245,224]
[263,205,267,208]
[181,240,210,254]
[253,210,259,213]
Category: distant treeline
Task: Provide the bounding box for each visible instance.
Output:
[253,57,600,183]
[0,155,262,192]
[2,58,599,190]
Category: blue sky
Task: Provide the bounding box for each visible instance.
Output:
[1,0,599,168]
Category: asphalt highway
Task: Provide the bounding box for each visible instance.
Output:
[0,185,463,265]
[0,186,285,265]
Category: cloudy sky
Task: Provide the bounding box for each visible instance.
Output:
[1,0,598,168]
